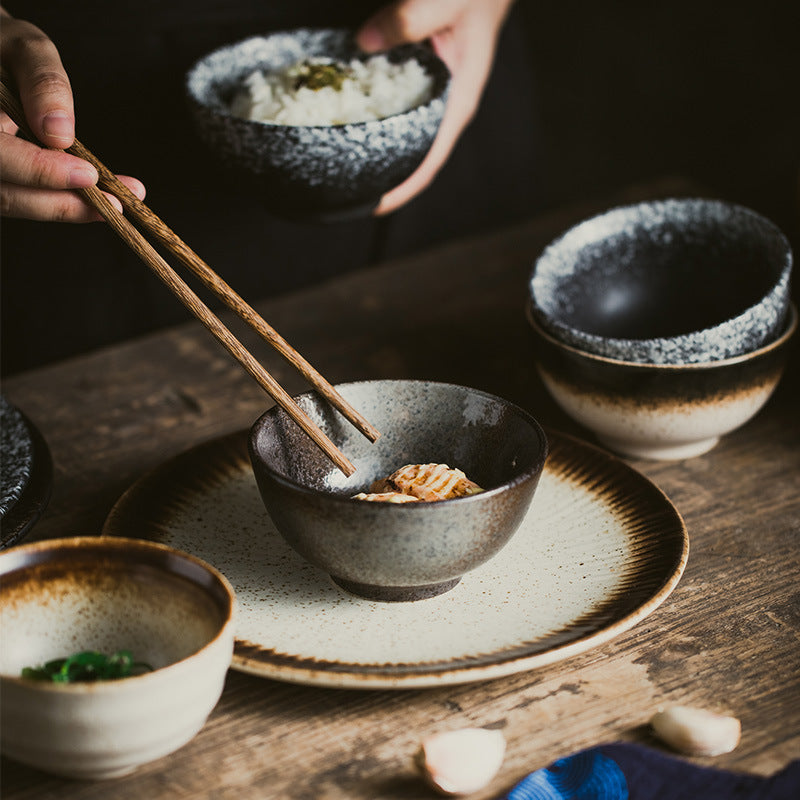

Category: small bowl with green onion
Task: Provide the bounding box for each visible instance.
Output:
[0,536,236,779]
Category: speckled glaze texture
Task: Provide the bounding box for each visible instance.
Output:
[527,303,797,459]
[0,537,236,779]
[0,397,52,549]
[102,428,687,688]
[0,396,33,517]
[186,29,450,220]
[248,380,548,601]
[529,198,793,364]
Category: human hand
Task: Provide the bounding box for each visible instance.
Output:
[357,0,515,215]
[0,8,145,222]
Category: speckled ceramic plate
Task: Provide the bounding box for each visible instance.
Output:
[103,429,688,688]
[0,397,53,549]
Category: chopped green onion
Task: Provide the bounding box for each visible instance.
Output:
[21,650,153,683]
[292,61,350,91]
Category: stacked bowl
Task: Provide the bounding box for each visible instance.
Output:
[526,198,795,459]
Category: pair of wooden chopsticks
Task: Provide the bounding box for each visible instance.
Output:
[0,71,379,476]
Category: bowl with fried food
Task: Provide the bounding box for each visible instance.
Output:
[248,380,548,601]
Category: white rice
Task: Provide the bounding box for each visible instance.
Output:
[230,55,434,126]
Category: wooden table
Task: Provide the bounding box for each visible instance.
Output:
[2,179,798,798]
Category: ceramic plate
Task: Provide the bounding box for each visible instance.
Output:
[103,429,688,688]
[0,397,53,549]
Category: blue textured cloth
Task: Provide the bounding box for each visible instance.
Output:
[502,744,800,800]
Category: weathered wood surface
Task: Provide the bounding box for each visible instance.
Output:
[2,179,798,798]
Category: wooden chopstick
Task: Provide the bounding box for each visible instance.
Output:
[69,141,380,447]
[0,73,380,476]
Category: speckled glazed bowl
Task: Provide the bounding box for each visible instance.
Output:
[526,302,796,459]
[0,537,236,780]
[0,396,52,548]
[186,28,450,221]
[248,380,548,601]
[529,198,793,364]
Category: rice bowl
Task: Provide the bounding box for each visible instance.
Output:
[186,28,450,220]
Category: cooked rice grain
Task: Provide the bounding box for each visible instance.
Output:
[231,55,434,126]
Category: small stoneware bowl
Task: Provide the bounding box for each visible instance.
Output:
[186,28,450,221]
[526,302,797,460]
[248,380,548,601]
[529,198,793,364]
[0,536,236,780]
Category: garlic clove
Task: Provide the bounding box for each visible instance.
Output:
[416,727,506,796]
[650,705,741,756]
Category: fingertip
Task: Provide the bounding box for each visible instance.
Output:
[356,23,388,53]
[102,192,124,214]
[374,180,415,215]
[124,176,147,200]
[67,164,99,189]
[373,193,397,216]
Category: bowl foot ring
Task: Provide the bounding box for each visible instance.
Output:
[331,576,461,602]
[597,435,720,460]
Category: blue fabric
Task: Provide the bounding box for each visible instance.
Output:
[501,744,800,800]
[506,749,627,799]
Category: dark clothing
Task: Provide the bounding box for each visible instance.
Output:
[4,2,797,376]
[0,2,543,375]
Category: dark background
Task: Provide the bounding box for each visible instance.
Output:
[1,0,798,376]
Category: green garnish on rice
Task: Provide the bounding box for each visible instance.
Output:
[292,60,351,91]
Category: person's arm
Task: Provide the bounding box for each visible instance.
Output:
[357,0,515,215]
[0,6,144,222]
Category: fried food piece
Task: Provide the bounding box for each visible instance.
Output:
[351,491,420,503]
[371,463,484,502]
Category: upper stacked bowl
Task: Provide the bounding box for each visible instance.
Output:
[529,198,792,364]
[526,198,795,459]
[186,28,450,221]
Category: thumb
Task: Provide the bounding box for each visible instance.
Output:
[356,0,467,52]
[2,16,76,149]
